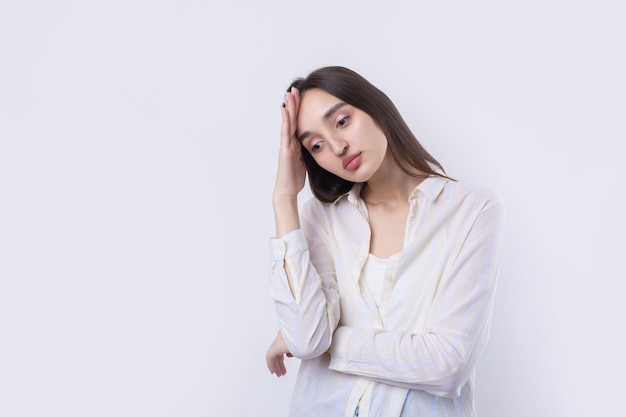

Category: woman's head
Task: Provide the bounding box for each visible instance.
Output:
[288,66,447,203]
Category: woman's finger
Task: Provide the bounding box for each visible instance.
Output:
[268,355,279,375]
[279,106,291,150]
[292,86,300,122]
[285,89,298,140]
[278,356,286,376]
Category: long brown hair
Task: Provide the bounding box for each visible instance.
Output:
[288,66,450,203]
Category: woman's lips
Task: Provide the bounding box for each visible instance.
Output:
[342,153,362,171]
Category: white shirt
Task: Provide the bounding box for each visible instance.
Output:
[269,176,504,417]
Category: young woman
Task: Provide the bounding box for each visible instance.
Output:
[266,66,504,416]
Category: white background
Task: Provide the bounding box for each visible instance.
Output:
[1,1,624,416]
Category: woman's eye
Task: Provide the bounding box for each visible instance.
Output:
[336,116,349,128]
[311,141,323,153]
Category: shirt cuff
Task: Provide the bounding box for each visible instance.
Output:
[328,326,355,372]
[269,229,308,261]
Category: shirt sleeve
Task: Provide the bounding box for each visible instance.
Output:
[328,196,505,398]
[269,201,341,360]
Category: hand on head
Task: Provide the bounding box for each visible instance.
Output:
[273,87,306,203]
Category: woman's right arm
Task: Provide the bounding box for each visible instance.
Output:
[268,88,340,361]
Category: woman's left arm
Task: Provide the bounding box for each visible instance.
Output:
[328,196,505,398]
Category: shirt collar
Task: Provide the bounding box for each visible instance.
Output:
[332,183,364,206]
[332,175,448,206]
[410,175,448,202]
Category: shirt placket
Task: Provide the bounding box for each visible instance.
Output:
[379,193,419,322]
[377,255,398,323]
[404,190,420,247]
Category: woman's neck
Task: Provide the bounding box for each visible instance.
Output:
[361,153,427,207]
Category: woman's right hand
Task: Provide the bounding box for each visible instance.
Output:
[273,87,306,202]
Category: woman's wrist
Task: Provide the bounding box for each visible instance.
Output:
[272,192,298,207]
[273,196,300,238]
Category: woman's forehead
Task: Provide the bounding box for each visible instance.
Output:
[298,89,345,122]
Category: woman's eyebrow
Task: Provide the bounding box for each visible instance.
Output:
[298,102,349,142]
[323,102,348,120]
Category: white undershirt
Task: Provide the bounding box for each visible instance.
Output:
[361,253,396,306]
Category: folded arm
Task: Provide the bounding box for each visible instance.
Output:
[329,197,504,398]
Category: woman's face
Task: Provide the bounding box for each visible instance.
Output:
[296,88,388,183]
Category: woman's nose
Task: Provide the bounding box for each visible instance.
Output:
[329,137,348,156]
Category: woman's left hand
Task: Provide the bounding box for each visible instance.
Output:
[266,330,292,377]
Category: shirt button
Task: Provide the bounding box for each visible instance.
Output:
[386,276,393,283]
